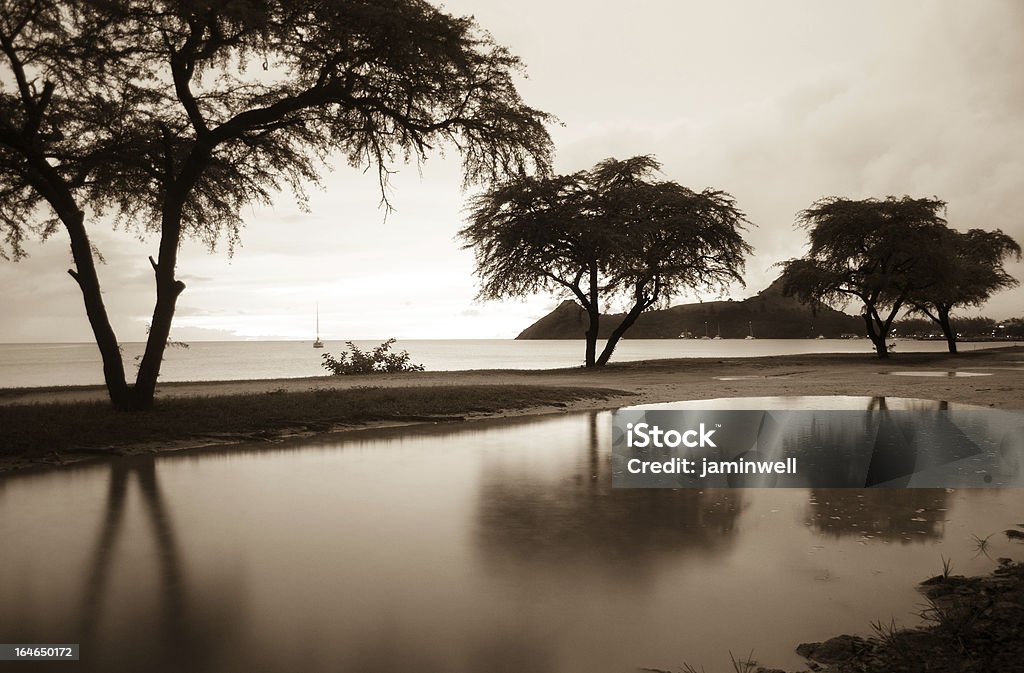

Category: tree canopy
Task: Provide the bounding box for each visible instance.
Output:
[460,155,752,366]
[1,0,554,408]
[906,228,1020,352]
[779,196,950,358]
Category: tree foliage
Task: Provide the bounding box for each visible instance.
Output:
[780,196,950,358]
[906,228,1020,352]
[0,0,553,408]
[460,155,752,366]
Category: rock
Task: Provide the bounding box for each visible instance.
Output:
[796,635,870,664]
[795,642,819,659]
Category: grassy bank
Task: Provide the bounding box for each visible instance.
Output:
[0,384,629,462]
[786,556,1024,673]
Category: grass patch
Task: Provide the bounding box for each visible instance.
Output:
[796,559,1024,673]
[1,384,629,459]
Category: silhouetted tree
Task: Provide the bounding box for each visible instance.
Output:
[906,228,1020,353]
[780,196,949,358]
[460,155,751,367]
[0,0,553,409]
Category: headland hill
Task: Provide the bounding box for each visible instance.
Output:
[516,276,863,340]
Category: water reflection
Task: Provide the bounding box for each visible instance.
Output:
[3,457,242,673]
[0,407,1022,673]
[631,395,966,411]
[623,397,1015,487]
[80,458,184,645]
[883,371,991,377]
[475,413,744,578]
[806,489,950,542]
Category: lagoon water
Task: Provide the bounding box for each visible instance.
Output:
[2,408,1022,673]
[0,338,997,388]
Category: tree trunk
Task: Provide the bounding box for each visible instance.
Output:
[23,155,131,408]
[583,265,599,368]
[584,308,599,367]
[130,181,193,409]
[938,308,957,354]
[596,302,645,367]
[131,252,186,410]
[863,313,889,359]
[63,205,131,408]
[132,274,185,409]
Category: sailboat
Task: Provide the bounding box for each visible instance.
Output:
[313,305,324,349]
[745,321,756,339]
[712,322,722,340]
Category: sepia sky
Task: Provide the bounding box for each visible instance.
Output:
[2,0,1022,342]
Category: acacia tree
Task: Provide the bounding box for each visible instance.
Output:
[779,196,949,358]
[907,228,1020,353]
[0,0,553,409]
[460,155,751,367]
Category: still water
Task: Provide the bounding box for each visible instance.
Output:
[1,407,1022,673]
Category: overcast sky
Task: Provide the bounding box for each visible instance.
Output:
[2,0,1022,342]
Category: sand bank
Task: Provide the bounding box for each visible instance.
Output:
[3,345,1022,410]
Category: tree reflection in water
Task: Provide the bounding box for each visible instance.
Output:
[474,412,745,579]
[801,398,952,541]
[72,456,241,673]
[805,489,951,542]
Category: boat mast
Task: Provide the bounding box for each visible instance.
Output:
[313,304,324,347]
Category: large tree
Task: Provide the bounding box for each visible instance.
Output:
[0,0,553,409]
[779,196,949,358]
[460,155,751,367]
[906,228,1020,353]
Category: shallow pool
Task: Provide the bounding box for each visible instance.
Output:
[1,404,1022,672]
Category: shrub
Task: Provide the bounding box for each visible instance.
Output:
[321,338,425,375]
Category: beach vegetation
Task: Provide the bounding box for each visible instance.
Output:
[460,155,751,367]
[0,0,553,410]
[321,339,425,375]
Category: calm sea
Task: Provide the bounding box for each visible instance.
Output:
[0,338,1008,389]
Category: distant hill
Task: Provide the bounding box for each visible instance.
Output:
[516,277,864,339]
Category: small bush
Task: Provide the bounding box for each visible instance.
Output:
[321,338,425,375]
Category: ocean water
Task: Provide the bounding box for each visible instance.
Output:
[0,338,1006,389]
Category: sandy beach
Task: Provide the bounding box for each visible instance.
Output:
[4,344,1022,411]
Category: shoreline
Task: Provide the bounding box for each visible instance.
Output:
[1,346,1022,475]
[3,344,1023,404]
